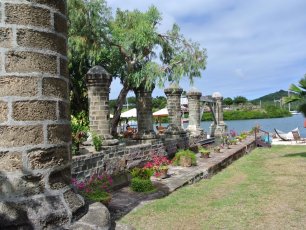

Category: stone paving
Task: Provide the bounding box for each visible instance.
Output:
[108,136,256,228]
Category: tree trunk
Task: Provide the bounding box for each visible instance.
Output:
[111,81,130,136]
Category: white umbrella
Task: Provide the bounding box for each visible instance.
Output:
[153,108,168,117]
[121,108,137,118]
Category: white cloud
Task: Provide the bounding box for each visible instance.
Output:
[108,0,306,100]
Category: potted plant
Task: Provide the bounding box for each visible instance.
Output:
[72,173,113,206]
[72,131,87,155]
[173,149,197,167]
[214,146,221,153]
[144,155,172,179]
[130,167,155,192]
[198,146,210,158]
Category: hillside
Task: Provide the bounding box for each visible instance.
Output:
[251,90,288,103]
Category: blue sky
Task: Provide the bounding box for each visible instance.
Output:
[108,0,306,100]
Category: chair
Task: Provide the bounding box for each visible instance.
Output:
[292,131,306,143]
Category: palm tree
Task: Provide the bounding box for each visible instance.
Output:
[285,74,306,116]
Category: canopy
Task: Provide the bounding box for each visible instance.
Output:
[121,108,137,118]
[153,108,168,117]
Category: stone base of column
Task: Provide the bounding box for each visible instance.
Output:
[134,130,157,140]
[210,123,227,137]
[165,124,186,136]
[187,127,205,137]
[84,134,119,146]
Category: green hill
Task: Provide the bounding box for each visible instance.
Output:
[251,90,288,103]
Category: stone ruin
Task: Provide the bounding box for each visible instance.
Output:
[0,0,219,228]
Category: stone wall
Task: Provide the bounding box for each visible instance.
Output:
[71,135,206,184]
[0,1,84,228]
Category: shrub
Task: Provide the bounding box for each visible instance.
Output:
[130,167,154,180]
[130,177,155,192]
[144,155,172,177]
[92,134,103,151]
[173,149,197,166]
[72,173,112,204]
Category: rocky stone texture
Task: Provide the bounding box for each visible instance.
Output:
[134,85,156,140]
[70,202,111,230]
[0,1,85,228]
[187,89,203,136]
[164,84,184,135]
[86,66,118,145]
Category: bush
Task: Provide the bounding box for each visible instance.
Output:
[173,149,197,166]
[92,134,103,151]
[130,167,154,180]
[130,177,155,192]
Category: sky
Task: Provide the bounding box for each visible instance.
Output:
[108,0,306,100]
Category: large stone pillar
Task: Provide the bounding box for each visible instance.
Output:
[86,66,118,145]
[0,1,85,228]
[187,88,203,136]
[164,83,184,135]
[210,92,227,137]
[134,85,156,140]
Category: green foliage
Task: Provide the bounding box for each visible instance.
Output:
[173,149,197,166]
[201,106,291,121]
[223,97,233,106]
[284,74,306,116]
[84,190,111,203]
[130,178,155,192]
[198,146,210,154]
[130,167,154,180]
[233,96,248,104]
[92,134,103,151]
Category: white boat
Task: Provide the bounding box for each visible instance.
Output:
[290,111,300,115]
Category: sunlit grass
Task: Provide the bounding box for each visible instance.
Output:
[120,146,306,230]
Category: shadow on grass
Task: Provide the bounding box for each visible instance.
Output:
[283,152,306,158]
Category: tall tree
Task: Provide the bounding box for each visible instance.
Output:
[233,96,248,105]
[68,1,207,136]
[285,74,306,116]
[107,6,207,135]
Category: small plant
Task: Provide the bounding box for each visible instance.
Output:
[130,167,155,192]
[198,146,210,158]
[72,173,113,205]
[92,134,103,151]
[229,139,238,145]
[214,146,221,153]
[230,129,237,138]
[173,149,197,167]
[144,155,172,178]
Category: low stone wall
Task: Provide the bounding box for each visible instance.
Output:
[71,135,210,185]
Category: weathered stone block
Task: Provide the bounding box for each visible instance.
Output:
[0,151,22,172]
[58,101,70,120]
[29,0,66,14]
[5,4,51,28]
[1,173,44,196]
[42,78,68,99]
[6,51,57,74]
[60,58,69,78]
[54,13,67,35]
[0,76,38,97]
[49,167,71,190]
[0,125,43,147]
[47,124,71,144]
[27,146,69,170]
[0,101,8,122]
[17,29,66,55]
[63,189,85,215]
[12,100,57,121]
[0,27,13,48]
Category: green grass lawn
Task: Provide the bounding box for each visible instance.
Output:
[120,146,306,230]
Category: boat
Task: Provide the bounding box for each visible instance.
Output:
[290,111,301,115]
[274,127,299,141]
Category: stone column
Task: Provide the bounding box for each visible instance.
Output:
[164,83,184,135]
[210,92,227,137]
[86,66,118,146]
[0,1,85,228]
[187,88,203,136]
[134,85,156,140]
